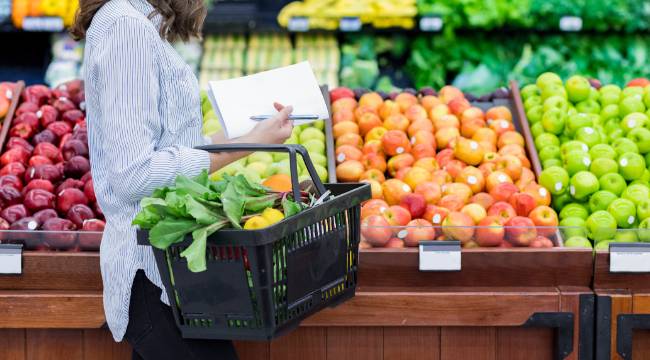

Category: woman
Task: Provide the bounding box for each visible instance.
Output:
[71,0,293,358]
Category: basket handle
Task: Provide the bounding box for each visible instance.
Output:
[194,143,328,203]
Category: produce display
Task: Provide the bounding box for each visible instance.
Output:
[0,81,14,119]
[330,85,558,248]
[523,73,650,248]
[278,0,417,30]
[134,170,310,272]
[11,0,78,28]
[45,34,85,88]
[0,80,104,234]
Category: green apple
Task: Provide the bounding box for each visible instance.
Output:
[308,152,327,167]
[564,236,593,248]
[541,84,568,101]
[524,96,542,110]
[521,84,540,100]
[239,168,262,184]
[299,127,325,144]
[586,210,618,242]
[553,191,574,210]
[622,184,650,206]
[540,166,570,195]
[600,84,622,94]
[537,72,563,89]
[638,218,650,242]
[608,198,637,228]
[560,203,590,220]
[539,145,561,162]
[314,164,328,182]
[599,173,627,196]
[627,127,650,153]
[590,158,618,178]
[646,151,650,166]
[575,126,602,148]
[589,87,601,101]
[622,86,645,98]
[570,171,599,200]
[608,129,625,143]
[618,152,646,181]
[589,190,618,213]
[601,92,622,107]
[541,108,566,134]
[302,139,326,155]
[560,217,587,239]
[291,126,302,137]
[615,231,638,243]
[566,113,593,135]
[544,95,570,112]
[637,199,650,221]
[630,180,650,188]
[612,138,639,155]
[565,75,591,103]
[535,133,560,149]
[594,240,614,250]
[531,121,545,138]
[273,152,289,162]
[620,96,646,117]
[270,160,291,176]
[564,152,591,176]
[561,141,589,157]
[245,162,270,178]
[621,112,648,133]
[526,106,544,124]
[605,118,621,133]
[248,152,273,164]
[543,159,563,169]
[590,144,617,160]
[559,135,571,144]
[313,120,325,131]
[576,99,601,114]
[284,134,299,145]
[600,104,620,122]
[644,87,650,108]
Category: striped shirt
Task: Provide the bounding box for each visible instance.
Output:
[83,0,210,341]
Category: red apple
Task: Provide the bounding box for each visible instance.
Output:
[487,201,516,223]
[361,215,392,247]
[470,192,495,210]
[509,192,537,217]
[476,216,505,247]
[400,193,427,219]
[361,199,389,220]
[489,182,518,203]
[528,205,559,238]
[404,219,435,247]
[441,211,475,244]
[505,216,537,247]
[382,205,412,227]
[385,237,405,248]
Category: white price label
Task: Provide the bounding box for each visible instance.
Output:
[610,243,650,273]
[559,16,583,32]
[0,244,22,274]
[288,17,309,32]
[22,17,64,32]
[419,16,443,32]
[339,17,361,32]
[419,241,461,271]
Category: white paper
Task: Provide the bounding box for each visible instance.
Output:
[207,62,329,139]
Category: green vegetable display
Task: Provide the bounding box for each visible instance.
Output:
[133,170,307,272]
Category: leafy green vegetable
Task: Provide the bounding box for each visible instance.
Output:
[149,218,203,250]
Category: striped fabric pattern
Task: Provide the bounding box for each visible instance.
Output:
[83,0,210,341]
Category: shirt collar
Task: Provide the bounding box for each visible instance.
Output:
[128,0,163,30]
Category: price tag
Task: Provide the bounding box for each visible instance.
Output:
[339,17,361,32]
[22,17,64,32]
[288,17,309,32]
[419,16,443,32]
[0,244,22,275]
[610,243,650,273]
[419,241,461,272]
[559,16,582,32]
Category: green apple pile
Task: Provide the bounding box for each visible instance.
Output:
[200,91,221,136]
[522,73,650,249]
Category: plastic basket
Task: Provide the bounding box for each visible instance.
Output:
[137,144,371,340]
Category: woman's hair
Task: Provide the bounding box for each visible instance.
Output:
[70,0,206,42]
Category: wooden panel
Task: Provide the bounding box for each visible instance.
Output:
[440,327,495,360]
[0,252,102,291]
[633,293,650,314]
[0,329,25,360]
[559,287,591,360]
[359,248,593,289]
[383,327,440,360]
[0,81,25,148]
[326,327,383,360]
[26,329,83,360]
[0,291,104,328]
[83,329,131,360]
[270,327,326,360]
[304,289,559,327]
[510,80,542,178]
[632,330,650,358]
[610,293,633,360]
[594,252,650,291]
[496,327,554,360]
[234,341,270,360]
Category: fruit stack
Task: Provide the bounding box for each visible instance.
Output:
[198,35,246,89]
[245,34,293,74]
[330,86,558,248]
[0,81,105,236]
[11,0,78,28]
[523,73,650,248]
[294,34,340,88]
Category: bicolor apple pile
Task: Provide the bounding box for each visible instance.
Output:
[523,73,650,249]
[331,86,558,248]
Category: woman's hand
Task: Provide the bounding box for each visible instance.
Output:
[247,102,294,144]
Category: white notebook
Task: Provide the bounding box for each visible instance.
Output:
[207,61,329,139]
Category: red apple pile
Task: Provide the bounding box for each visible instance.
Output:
[0,81,105,233]
[330,86,558,248]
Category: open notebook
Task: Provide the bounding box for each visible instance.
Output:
[207,61,329,139]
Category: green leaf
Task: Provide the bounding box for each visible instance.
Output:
[221,182,244,228]
[243,193,279,213]
[181,220,227,272]
[282,197,303,218]
[175,173,213,199]
[149,218,202,250]
[183,194,223,225]
[165,191,190,218]
[132,206,161,229]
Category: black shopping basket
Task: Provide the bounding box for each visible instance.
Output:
[137,144,370,340]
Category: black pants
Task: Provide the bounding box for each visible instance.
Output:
[125,270,239,360]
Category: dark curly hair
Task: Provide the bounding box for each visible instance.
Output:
[70,0,206,42]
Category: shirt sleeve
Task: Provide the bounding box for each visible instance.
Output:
[95,17,210,204]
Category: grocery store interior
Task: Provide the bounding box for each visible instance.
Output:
[3,0,650,359]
